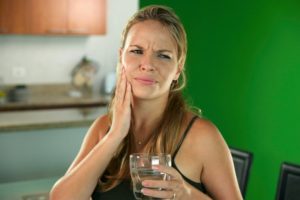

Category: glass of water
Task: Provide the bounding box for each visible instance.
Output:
[129,153,172,200]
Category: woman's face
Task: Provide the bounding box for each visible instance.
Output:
[120,20,181,100]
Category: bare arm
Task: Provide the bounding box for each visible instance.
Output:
[198,120,243,200]
[50,123,124,200]
[50,67,132,200]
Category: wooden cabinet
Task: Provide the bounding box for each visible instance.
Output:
[68,0,106,35]
[28,0,68,34]
[0,0,26,34]
[0,0,106,35]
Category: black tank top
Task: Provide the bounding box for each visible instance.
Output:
[92,116,206,199]
[171,116,207,192]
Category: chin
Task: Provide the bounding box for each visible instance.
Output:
[132,87,156,100]
[131,86,169,101]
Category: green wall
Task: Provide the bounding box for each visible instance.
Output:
[140,1,300,199]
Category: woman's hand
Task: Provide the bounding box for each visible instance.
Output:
[109,66,132,139]
[141,165,191,200]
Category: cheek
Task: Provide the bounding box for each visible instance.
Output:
[122,54,139,70]
[159,64,178,78]
[123,58,135,81]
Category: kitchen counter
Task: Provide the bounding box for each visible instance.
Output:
[0,84,109,112]
[0,117,96,132]
[0,84,110,131]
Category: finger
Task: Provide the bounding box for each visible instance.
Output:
[141,187,174,199]
[115,66,123,92]
[115,67,122,100]
[116,67,126,102]
[142,179,178,191]
[121,69,127,103]
[152,165,181,180]
[124,81,131,106]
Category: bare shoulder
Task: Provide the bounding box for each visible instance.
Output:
[174,113,228,182]
[185,115,230,161]
[187,116,223,146]
[182,114,242,199]
[89,114,111,141]
[65,114,110,173]
[78,114,111,151]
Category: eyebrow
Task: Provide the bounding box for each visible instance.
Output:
[129,45,173,53]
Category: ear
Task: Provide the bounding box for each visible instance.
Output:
[174,61,184,80]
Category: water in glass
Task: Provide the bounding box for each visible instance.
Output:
[130,153,171,200]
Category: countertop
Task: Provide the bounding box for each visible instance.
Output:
[0,84,110,131]
[0,84,109,112]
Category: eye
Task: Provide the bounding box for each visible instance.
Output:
[158,53,171,60]
[130,49,143,55]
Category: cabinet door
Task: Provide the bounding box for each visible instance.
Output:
[28,0,68,34]
[68,0,106,35]
[0,0,26,34]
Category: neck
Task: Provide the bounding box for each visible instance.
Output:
[131,96,168,150]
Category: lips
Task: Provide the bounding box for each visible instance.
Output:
[134,77,157,85]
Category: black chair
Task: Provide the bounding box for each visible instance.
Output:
[230,147,253,198]
[276,162,300,200]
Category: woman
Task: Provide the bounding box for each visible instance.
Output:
[50,5,242,200]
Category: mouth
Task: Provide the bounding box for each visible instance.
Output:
[134,77,157,85]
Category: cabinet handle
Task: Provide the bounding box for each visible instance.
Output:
[46,29,67,34]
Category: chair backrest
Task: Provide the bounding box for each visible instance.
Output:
[230,147,253,197]
[276,162,300,200]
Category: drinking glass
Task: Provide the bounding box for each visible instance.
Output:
[129,153,172,200]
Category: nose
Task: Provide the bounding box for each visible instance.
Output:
[140,54,155,72]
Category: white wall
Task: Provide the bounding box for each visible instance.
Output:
[0,0,138,93]
[0,126,88,200]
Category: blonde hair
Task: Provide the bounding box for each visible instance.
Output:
[99,5,191,191]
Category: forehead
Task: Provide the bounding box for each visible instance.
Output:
[125,20,177,51]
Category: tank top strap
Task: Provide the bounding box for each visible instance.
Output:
[172,115,198,159]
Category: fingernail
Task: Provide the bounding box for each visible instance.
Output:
[142,181,148,186]
[152,165,159,170]
[141,188,149,195]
